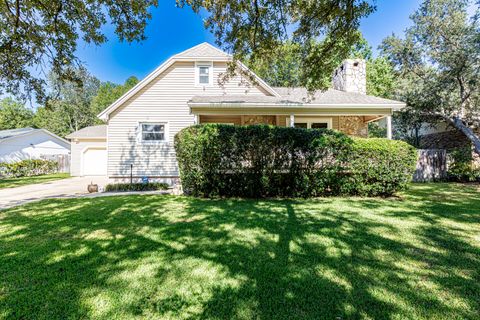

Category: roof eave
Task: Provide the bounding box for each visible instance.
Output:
[188,102,406,109]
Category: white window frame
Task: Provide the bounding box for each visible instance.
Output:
[286,117,333,129]
[138,122,168,144]
[195,61,213,86]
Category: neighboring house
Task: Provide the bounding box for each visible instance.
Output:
[0,128,70,163]
[67,43,405,182]
[65,125,107,176]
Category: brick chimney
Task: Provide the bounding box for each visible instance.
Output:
[332,59,366,94]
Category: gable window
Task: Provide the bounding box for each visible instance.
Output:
[196,62,213,86]
[199,66,210,84]
[140,123,166,142]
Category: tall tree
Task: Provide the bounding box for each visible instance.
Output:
[34,68,100,137]
[380,0,480,154]
[91,76,139,117]
[245,41,302,87]
[0,0,157,102]
[178,0,375,91]
[0,98,34,130]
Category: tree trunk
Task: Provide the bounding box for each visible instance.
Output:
[448,116,480,155]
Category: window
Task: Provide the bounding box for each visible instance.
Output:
[311,123,328,129]
[289,117,332,129]
[199,66,210,84]
[196,62,212,86]
[140,123,166,142]
[294,123,307,129]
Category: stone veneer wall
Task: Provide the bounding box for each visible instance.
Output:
[338,116,368,137]
[332,59,367,94]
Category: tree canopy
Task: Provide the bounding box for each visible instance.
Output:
[91,76,139,117]
[1,0,378,99]
[33,72,138,137]
[179,0,376,90]
[0,98,34,130]
[381,0,480,153]
[0,0,157,102]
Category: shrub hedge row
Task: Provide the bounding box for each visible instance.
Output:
[175,124,418,198]
[104,182,169,192]
[0,159,58,178]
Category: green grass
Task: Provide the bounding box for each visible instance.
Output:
[0,173,70,189]
[0,183,479,319]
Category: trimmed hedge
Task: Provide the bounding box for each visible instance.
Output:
[343,138,419,196]
[104,182,169,192]
[175,124,418,198]
[0,159,58,178]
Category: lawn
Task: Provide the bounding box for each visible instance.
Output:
[0,173,70,189]
[0,183,479,319]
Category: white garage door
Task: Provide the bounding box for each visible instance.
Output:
[82,148,107,176]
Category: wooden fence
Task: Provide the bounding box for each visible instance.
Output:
[40,154,71,173]
[413,149,447,182]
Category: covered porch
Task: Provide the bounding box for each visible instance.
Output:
[190,108,393,139]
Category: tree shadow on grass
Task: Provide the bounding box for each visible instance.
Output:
[164,199,471,319]
[0,184,479,319]
[0,196,176,319]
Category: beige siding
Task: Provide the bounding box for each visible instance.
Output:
[70,139,106,176]
[108,61,271,178]
[332,116,339,130]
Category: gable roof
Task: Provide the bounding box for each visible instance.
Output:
[0,127,70,146]
[65,125,107,139]
[174,42,231,60]
[189,88,405,109]
[97,42,281,121]
[0,127,36,140]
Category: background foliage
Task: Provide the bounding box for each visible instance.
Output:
[0,72,138,137]
[381,0,480,154]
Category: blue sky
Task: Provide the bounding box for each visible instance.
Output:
[76,0,422,84]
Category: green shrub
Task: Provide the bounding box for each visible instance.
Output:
[343,138,418,196]
[175,124,418,198]
[0,159,58,178]
[104,182,169,192]
[447,148,480,182]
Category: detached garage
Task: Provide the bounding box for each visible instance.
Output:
[66,125,107,176]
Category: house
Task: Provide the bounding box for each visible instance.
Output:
[65,125,107,176]
[0,127,70,163]
[68,43,405,182]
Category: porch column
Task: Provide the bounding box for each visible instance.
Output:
[289,114,295,127]
[193,114,199,125]
[386,115,392,139]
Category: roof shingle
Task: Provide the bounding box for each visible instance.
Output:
[65,125,107,139]
[189,88,405,106]
[0,128,36,141]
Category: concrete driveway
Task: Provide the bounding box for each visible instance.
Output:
[0,176,108,210]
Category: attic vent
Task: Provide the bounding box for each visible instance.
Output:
[353,62,359,67]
